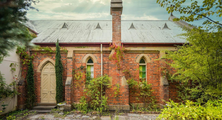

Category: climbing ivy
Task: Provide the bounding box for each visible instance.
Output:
[109,43,125,69]
[124,69,157,110]
[127,78,157,110]
[16,46,34,65]
[55,40,64,103]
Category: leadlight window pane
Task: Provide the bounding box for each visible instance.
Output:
[87,58,93,63]
[139,65,146,79]
[87,65,94,78]
[139,58,145,63]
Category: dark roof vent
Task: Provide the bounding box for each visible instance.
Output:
[162,23,170,30]
[129,23,136,30]
[62,22,68,28]
[95,23,102,29]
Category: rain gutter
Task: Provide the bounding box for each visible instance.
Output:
[101,44,103,76]
[34,42,184,47]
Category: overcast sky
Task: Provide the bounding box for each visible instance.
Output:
[26,0,221,27]
[26,0,176,20]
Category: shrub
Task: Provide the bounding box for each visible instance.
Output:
[76,75,110,113]
[158,100,222,119]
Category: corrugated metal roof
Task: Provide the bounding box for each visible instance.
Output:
[23,20,38,33]
[31,20,187,44]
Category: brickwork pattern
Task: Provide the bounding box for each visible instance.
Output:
[65,85,71,104]
[18,48,179,108]
[17,84,26,109]
[112,11,122,46]
[30,52,67,103]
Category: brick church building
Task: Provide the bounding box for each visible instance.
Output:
[18,0,190,110]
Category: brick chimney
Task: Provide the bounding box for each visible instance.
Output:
[111,0,122,46]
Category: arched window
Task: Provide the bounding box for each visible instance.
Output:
[139,58,146,80]
[86,58,94,80]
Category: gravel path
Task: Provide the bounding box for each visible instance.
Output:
[27,113,159,120]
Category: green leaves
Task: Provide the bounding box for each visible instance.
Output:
[0,72,19,99]
[77,75,110,113]
[166,28,222,103]
[156,0,222,30]
[158,100,222,119]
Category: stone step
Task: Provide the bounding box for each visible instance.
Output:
[30,110,52,113]
[33,106,56,110]
[37,103,56,106]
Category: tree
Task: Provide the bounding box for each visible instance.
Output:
[0,0,38,61]
[156,0,222,30]
[26,60,35,108]
[55,40,63,103]
[166,29,222,103]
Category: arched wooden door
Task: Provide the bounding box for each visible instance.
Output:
[41,62,56,103]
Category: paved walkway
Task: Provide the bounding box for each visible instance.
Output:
[27,113,159,120]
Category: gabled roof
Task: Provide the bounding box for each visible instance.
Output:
[31,20,187,44]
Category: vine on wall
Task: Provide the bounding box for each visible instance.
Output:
[109,43,125,69]
[16,46,68,66]
[72,65,111,114]
[124,69,157,110]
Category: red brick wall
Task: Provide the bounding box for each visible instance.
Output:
[19,48,180,106]
[124,53,160,104]
[112,11,122,46]
[31,52,67,103]
[166,60,179,102]
[70,52,162,105]
[72,53,102,102]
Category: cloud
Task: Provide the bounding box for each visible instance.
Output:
[27,11,111,20]
[27,0,171,20]
[122,14,159,20]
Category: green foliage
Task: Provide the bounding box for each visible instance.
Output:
[0,72,18,100]
[166,29,222,103]
[34,46,56,54]
[16,46,34,65]
[55,40,63,103]
[139,79,157,109]
[127,78,157,110]
[158,100,222,119]
[113,84,120,97]
[0,109,36,120]
[0,0,37,58]
[26,60,35,109]
[86,71,92,84]
[76,97,89,114]
[85,75,110,113]
[156,0,222,30]
[77,75,110,113]
[109,44,125,69]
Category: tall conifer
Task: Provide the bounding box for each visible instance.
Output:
[55,40,63,103]
[26,60,35,108]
